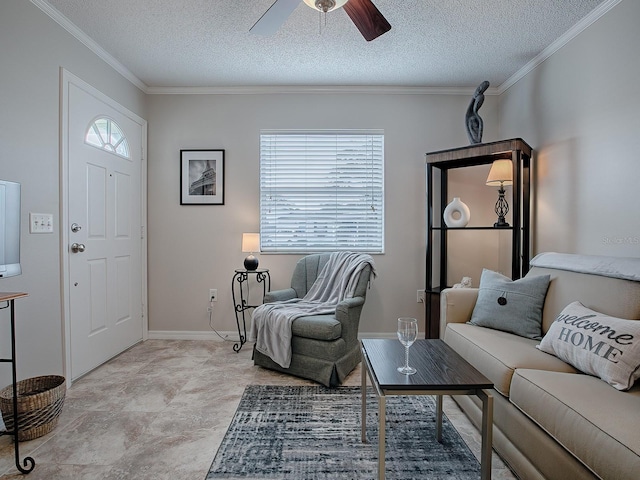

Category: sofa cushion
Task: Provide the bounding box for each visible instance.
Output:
[469,269,551,340]
[525,266,640,335]
[444,323,576,397]
[291,314,342,341]
[510,369,640,479]
[538,301,640,390]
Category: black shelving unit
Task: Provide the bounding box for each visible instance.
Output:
[425,139,532,339]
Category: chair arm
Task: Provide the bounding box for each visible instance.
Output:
[264,288,298,303]
[335,296,366,343]
[439,288,479,338]
[335,296,365,319]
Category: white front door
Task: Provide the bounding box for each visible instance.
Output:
[62,71,146,381]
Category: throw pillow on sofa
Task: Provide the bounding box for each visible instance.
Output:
[469,269,551,340]
[538,301,640,390]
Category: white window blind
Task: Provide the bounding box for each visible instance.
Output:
[260,131,384,253]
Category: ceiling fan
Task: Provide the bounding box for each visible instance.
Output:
[251,0,391,42]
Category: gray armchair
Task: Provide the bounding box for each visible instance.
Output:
[252,253,373,387]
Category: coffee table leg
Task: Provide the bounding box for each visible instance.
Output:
[378,395,386,480]
[436,395,443,443]
[361,354,367,443]
[478,389,494,480]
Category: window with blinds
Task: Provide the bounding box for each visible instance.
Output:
[260,131,384,253]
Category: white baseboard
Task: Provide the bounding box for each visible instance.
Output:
[147,330,239,341]
[147,330,397,341]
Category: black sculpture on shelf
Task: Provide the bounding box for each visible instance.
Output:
[465,80,490,144]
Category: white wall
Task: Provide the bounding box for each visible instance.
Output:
[499,0,640,258]
[0,0,146,387]
[147,93,498,337]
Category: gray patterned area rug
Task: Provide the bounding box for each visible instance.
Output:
[207,385,480,479]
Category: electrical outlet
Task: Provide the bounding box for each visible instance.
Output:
[417,289,425,303]
[209,289,218,302]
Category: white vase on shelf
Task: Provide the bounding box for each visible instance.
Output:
[443,197,470,228]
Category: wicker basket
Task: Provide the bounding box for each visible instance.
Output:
[0,375,66,441]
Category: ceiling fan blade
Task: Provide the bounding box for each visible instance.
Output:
[343,0,391,42]
[250,0,302,36]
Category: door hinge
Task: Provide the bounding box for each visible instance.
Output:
[141,225,145,239]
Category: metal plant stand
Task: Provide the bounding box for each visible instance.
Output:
[231,269,270,352]
[0,292,35,474]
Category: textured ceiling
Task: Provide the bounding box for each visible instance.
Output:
[40,0,607,91]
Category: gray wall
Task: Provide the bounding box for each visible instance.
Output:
[0,0,146,387]
[499,0,640,258]
[146,93,498,337]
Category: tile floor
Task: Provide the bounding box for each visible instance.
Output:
[0,340,517,479]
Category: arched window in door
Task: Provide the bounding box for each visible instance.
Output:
[85,117,130,159]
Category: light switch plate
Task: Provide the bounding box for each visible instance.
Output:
[30,213,54,233]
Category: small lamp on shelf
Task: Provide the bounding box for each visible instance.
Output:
[242,233,260,271]
[486,159,513,228]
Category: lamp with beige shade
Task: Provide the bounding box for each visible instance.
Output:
[486,159,513,228]
[242,233,260,270]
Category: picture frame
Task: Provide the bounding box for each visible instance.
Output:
[180,149,225,205]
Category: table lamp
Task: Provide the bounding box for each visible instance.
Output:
[486,159,513,228]
[242,233,260,270]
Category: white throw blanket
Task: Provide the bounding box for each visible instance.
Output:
[530,252,640,282]
[250,252,376,368]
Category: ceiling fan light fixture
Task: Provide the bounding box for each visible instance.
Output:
[303,0,349,13]
[252,0,390,42]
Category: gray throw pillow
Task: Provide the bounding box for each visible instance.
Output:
[469,269,551,340]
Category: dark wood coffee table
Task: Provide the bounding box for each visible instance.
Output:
[361,338,494,480]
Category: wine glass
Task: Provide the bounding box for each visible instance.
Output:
[397,317,418,375]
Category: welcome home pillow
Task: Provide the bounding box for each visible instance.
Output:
[469,269,551,340]
[538,301,640,390]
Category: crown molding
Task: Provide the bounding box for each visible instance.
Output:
[145,85,497,95]
[498,0,622,94]
[30,0,147,92]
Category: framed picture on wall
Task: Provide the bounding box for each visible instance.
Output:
[180,149,225,205]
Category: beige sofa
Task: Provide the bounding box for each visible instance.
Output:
[440,252,640,480]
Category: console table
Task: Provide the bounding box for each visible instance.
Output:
[0,292,35,474]
[231,269,270,352]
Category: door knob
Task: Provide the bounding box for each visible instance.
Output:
[71,243,86,253]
